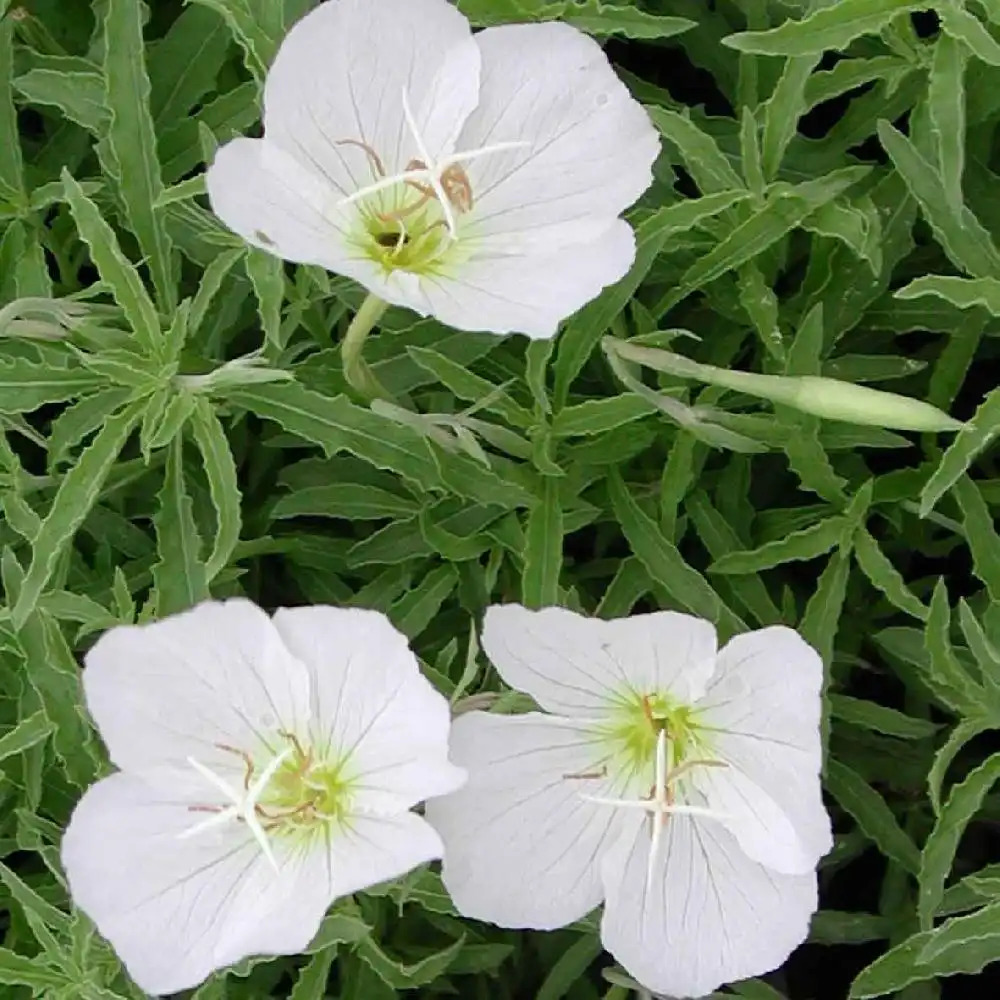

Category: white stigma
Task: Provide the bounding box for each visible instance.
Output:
[180,747,294,872]
[581,729,729,892]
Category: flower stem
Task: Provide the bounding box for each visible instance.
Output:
[341,293,390,401]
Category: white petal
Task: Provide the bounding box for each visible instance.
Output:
[83,599,311,771]
[416,218,636,337]
[425,712,631,929]
[460,22,659,252]
[688,762,812,874]
[263,0,477,187]
[695,627,832,864]
[481,604,717,716]
[271,606,465,812]
[326,812,446,898]
[61,772,336,996]
[206,138,354,266]
[600,813,818,998]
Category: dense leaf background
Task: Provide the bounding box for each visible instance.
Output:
[1,0,999,997]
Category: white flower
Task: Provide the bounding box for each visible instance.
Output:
[205,0,659,339]
[424,605,831,998]
[61,599,465,996]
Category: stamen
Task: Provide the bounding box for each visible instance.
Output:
[334,138,386,179]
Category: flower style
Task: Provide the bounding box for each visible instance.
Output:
[205,0,659,338]
[424,605,832,998]
[61,599,465,996]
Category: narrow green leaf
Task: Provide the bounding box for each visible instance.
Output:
[877,121,1000,279]
[226,383,443,491]
[761,55,818,179]
[272,483,416,521]
[289,948,335,1000]
[551,395,654,437]
[919,752,1000,929]
[0,16,21,203]
[896,274,1000,314]
[62,170,160,355]
[356,933,465,989]
[565,3,694,39]
[928,32,967,215]
[938,1,1000,66]
[609,469,741,630]
[951,476,1000,604]
[709,516,845,575]
[924,580,981,711]
[12,398,145,629]
[522,476,563,608]
[189,0,278,81]
[829,694,938,740]
[724,0,927,56]
[13,67,107,132]
[103,0,175,314]
[153,435,208,616]
[928,718,992,815]
[190,399,242,581]
[0,359,106,413]
[853,526,929,621]
[0,948,65,989]
[920,387,1000,514]
[389,564,457,640]
[246,248,285,349]
[826,758,921,875]
[536,934,603,1000]
[799,549,850,671]
[0,710,53,763]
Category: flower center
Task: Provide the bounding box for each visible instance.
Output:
[337,86,529,275]
[181,732,355,870]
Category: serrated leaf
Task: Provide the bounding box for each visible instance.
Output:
[12,398,145,628]
[0,709,53,763]
[103,0,175,315]
[896,274,1000,314]
[189,0,279,81]
[826,758,921,874]
[761,54,818,179]
[951,475,1000,604]
[920,387,1000,515]
[389,564,457,639]
[853,526,929,621]
[609,468,741,630]
[565,2,694,39]
[62,170,160,356]
[551,395,654,437]
[938,1,1000,66]
[928,32,967,215]
[153,436,208,616]
[829,694,938,740]
[13,67,107,132]
[245,248,285,349]
[919,752,1000,929]
[0,359,106,413]
[877,121,1000,279]
[710,515,845,574]
[724,0,927,55]
[522,476,562,608]
[356,933,465,990]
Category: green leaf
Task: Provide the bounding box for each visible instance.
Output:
[561,192,745,392]
[896,274,1000,314]
[226,383,443,492]
[853,526,929,621]
[938,0,1000,66]
[0,359,106,413]
[246,248,285,349]
[289,948,335,1000]
[920,387,1000,515]
[724,0,927,56]
[877,121,1000,279]
[608,468,741,630]
[826,758,921,875]
[924,579,981,712]
[952,475,1000,604]
[62,170,160,356]
[152,435,209,616]
[551,395,654,437]
[522,476,563,608]
[564,2,694,40]
[103,0,175,315]
[355,934,465,990]
[0,948,66,989]
[761,55,818,180]
[919,752,1000,929]
[829,694,938,740]
[11,398,145,629]
[709,515,845,575]
[646,108,744,194]
[0,709,54,763]
[536,933,603,1000]
[272,483,416,521]
[659,168,870,313]
[189,0,280,81]
[928,32,967,215]
[13,66,107,133]
[799,550,850,676]
[0,16,22,200]
[190,399,243,582]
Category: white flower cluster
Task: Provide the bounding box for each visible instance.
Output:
[63,600,829,998]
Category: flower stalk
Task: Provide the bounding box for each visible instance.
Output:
[341,293,390,402]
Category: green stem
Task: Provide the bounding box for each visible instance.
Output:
[341,293,390,401]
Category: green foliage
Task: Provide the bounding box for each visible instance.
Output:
[2,0,1000,998]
